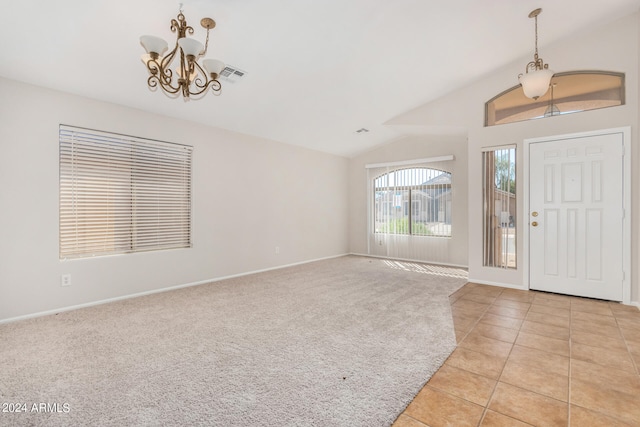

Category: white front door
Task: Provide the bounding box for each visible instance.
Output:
[529,132,624,301]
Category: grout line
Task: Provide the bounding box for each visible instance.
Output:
[474,287,534,426]
[445,284,502,426]
[396,413,429,427]
[567,297,573,427]
[450,289,495,344]
[612,309,640,377]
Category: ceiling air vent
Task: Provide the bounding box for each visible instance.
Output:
[219,65,246,83]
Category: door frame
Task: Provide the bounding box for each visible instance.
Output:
[523,127,631,304]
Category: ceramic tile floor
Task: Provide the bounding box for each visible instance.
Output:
[392,283,640,427]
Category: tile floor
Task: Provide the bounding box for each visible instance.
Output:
[392,283,640,427]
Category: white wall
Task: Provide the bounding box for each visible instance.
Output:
[382,12,640,303]
[0,77,349,322]
[348,134,468,267]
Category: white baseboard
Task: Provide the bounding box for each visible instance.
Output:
[0,253,349,325]
[466,278,528,290]
[349,252,468,269]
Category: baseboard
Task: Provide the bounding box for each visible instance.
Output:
[466,278,528,290]
[349,252,468,269]
[0,253,349,325]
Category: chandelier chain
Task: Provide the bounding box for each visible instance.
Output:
[204,27,210,55]
[534,14,539,58]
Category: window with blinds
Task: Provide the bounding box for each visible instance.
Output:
[482,146,516,269]
[373,167,452,237]
[59,125,193,259]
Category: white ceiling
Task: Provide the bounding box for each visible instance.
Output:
[1,1,638,157]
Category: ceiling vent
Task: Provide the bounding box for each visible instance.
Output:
[219,65,246,83]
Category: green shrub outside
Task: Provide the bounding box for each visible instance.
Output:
[378,218,433,235]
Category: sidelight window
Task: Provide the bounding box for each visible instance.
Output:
[482,146,516,268]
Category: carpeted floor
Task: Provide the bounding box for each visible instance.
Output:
[0,255,467,426]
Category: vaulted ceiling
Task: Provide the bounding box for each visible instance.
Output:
[1,0,638,157]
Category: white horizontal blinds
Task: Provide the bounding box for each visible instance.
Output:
[482,146,516,268]
[371,164,452,262]
[59,126,193,259]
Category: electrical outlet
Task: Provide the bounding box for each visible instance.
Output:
[61,274,71,287]
[275,246,280,254]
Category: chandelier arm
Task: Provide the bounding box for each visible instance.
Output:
[209,79,221,92]
[178,51,189,88]
[524,57,548,73]
[162,43,179,65]
[145,58,161,76]
[159,75,181,93]
[191,61,209,89]
[146,58,170,86]
[186,59,220,95]
[147,75,181,94]
[147,75,159,89]
[159,44,180,83]
[191,77,207,91]
[146,57,180,92]
[187,78,222,97]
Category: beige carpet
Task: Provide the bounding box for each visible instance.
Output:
[0,255,467,426]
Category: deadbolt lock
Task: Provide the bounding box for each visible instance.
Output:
[532,212,538,217]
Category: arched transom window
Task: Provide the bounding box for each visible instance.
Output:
[485,71,624,126]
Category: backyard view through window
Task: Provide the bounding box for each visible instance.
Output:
[482,146,516,268]
[374,167,452,237]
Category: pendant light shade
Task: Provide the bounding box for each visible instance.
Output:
[140,35,168,57]
[519,68,554,100]
[178,37,204,58]
[203,59,225,79]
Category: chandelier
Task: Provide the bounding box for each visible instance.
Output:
[140,8,225,100]
[518,8,554,100]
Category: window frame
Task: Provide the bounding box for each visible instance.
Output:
[59,125,193,260]
[482,145,517,269]
[485,70,625,127]
[373,167,452,238]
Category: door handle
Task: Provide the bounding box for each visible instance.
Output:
[531,221,538,227]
